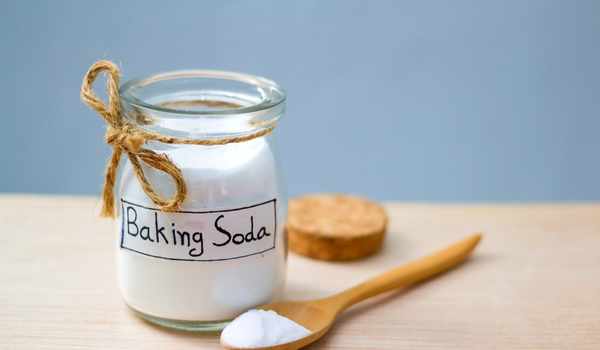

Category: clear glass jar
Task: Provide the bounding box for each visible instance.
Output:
[116,70,287,331]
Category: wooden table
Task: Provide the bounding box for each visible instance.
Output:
[1,195,599,349]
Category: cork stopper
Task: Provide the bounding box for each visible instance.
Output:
[286,194,388,261]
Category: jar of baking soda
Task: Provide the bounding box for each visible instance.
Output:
[81,61,287,331]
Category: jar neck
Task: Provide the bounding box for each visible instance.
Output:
[119,70,286,140]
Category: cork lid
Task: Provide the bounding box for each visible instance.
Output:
[286,194,388,261]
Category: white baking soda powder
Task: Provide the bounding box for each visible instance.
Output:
[117,137,287,321]
[221,309,311,348]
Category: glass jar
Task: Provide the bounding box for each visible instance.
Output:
[116,70,287,331]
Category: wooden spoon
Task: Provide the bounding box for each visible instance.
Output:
[222,234,482,350]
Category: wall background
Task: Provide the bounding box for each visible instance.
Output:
[3,0,600,201]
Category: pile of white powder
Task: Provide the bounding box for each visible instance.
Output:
[221,309,311,348]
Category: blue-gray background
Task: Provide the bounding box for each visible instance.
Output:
[3,0,600,201]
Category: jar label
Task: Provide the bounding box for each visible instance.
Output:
[119,198,277,261]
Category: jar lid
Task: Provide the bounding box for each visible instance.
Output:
[286,194,388,261]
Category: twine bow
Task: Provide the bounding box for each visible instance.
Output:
[81,60,274,218]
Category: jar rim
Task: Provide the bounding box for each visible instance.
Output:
[120,69,286,116]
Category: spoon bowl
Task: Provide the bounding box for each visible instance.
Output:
[264,301,335,333]
[222,234,482,350]
[222,300,333,350]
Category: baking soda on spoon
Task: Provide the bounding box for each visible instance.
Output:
[221,309,311,348]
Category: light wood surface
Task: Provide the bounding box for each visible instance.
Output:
[1,195,599,349]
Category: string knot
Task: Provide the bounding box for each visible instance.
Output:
[105,126,145,153]
[81,60,187,217]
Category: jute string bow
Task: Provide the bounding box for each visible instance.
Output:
[81,60,275,218]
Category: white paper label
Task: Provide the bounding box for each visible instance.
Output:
[119,198,277,261]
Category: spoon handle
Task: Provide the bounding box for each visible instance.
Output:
[324,234,482,312]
